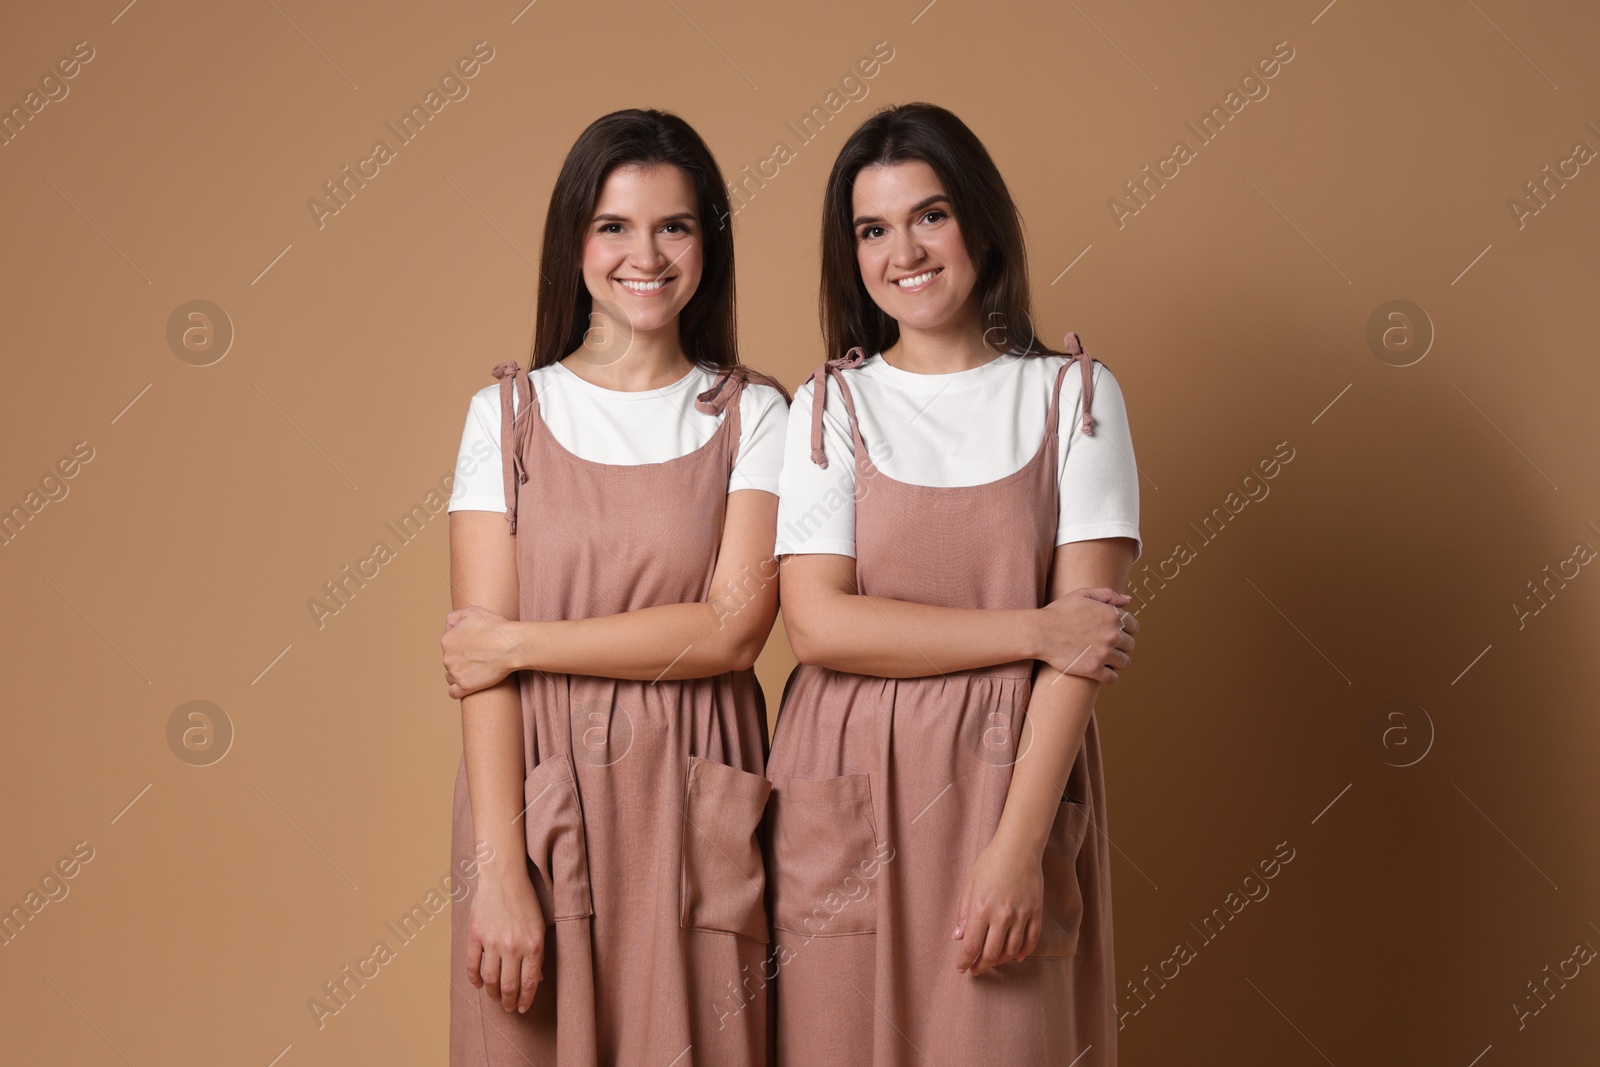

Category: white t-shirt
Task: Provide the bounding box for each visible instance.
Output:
[448,361,789,513]
[774,351,1142,563]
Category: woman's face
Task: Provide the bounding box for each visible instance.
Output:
[581,163,704,339]
[850,160,979,337]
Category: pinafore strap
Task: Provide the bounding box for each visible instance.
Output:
[1061,331,1097,436]
[806,346,870,470]
[490,359,535,534]
[694,363,793,468]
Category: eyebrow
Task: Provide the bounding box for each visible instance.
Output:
[852,194,950,228]
[592,211,699,224]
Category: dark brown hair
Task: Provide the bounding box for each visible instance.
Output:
[532,109,738,370]
[819,102,1058,360]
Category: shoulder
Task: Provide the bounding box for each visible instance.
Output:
[1022,353,1122,396]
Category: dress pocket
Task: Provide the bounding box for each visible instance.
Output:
[522,752,594,923]
[1031,797,1093,958]
[770,772,883,938]
[680,756,773,943]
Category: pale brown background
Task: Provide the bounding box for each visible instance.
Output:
[3,0,1598,1063]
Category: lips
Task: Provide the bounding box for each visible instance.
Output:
[892,267,941,290]
[617,276,673,293]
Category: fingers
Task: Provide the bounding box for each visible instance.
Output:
[479,943,502,1001]
[1016,917,1041,963]
[517,945,543,1013]
[971,921,1011,976]
[465,932,485,990]
[955,914,987,973]
[499,947,522,1012]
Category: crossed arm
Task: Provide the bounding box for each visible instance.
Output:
[442,489,782,696]
[777,535,1140,976]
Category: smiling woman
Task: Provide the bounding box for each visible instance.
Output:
[441,109,790,1067]
[767,103,1142,1067]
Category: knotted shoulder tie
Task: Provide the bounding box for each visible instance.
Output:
[490,359,534,534]
[692,362,794,417]
[807,346,869,469]
[1062,331,1096,436]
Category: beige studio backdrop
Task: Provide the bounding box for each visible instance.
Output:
[2,0,1598,1063]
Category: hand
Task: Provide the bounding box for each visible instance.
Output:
[953,833,1044,976]
[442,606,521,698]
[465,872,546,1013]
[1034,588,1135,683]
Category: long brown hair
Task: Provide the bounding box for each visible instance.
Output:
[819,102,1057,361]
[532,109,738,370]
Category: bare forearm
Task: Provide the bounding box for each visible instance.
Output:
[503,599,767,681]
[993,668,1097,854]
[460,679,530,889]
[786,589,1041,678]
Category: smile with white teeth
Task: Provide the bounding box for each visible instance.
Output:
[893,269,941,288]
[619,277,671,292]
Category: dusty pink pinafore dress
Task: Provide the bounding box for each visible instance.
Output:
[449,360,783,1067]
[765,338,1118,1066]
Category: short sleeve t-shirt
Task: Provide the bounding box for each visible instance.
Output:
[774,351,1142,562]
[448,361,789,513]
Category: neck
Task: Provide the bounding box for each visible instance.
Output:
[565,312,692,390]
[881,302,996,374]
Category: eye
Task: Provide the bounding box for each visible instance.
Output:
[921,209,947,225]
[596,222,623,234]
[858,225,885,241]
[662,221,695,235]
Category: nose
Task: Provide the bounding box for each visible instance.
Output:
[887,228,926,269]
[627,230,669,272]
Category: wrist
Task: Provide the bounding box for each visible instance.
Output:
[509,620,541,672]
[1019,607,1047,663]
[991,811,1050,860]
